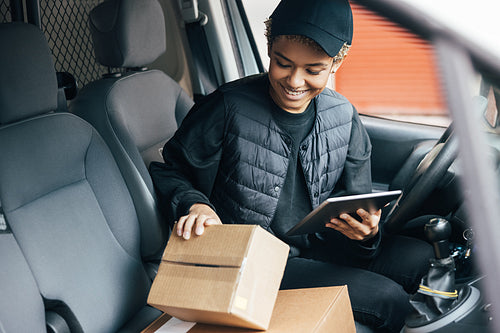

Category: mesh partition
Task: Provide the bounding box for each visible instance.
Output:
[40,0,109,88]
[1,0,11,22]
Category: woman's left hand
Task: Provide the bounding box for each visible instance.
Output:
[325,209,381,241]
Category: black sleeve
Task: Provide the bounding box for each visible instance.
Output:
[149,91,226,225]
[332,106,372,196]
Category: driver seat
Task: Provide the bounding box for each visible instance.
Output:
[0,22,161,332]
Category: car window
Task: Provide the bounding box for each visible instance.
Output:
[241,0,451,127]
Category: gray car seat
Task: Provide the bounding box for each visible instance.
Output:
[0,232,47,333]
[71,0,194,254]
[0,22,161,332]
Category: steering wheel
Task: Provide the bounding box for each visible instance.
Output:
[383,124,458,233]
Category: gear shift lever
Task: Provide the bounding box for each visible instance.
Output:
[405,217,487,331]
[424,217,451,259]
[406,217,459,326]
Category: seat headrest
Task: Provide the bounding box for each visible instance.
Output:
[0,23,58,125]
[89,0,166,68]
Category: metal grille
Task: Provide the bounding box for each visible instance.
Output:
[40,0,108,88]
[0,0,11,22]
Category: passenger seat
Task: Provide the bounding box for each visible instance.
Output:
[0,232,47,332]
[0,22,161,332]
[71,0,194,259]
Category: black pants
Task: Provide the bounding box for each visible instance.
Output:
[280,233,434,332]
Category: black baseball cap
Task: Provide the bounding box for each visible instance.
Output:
[269,0,353,57]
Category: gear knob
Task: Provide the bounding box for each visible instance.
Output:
[424,218,451,259]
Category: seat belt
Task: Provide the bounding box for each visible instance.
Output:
[185,20,219,97]
[178,0,219,99]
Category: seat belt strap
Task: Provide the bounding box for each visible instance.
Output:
[185,19,219,97]
[179,0,219,98]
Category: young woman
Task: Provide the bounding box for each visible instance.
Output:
[150,0,433,331]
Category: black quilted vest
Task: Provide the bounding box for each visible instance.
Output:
[210,75,353,231]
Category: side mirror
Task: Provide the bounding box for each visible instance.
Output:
[480,81,500,129]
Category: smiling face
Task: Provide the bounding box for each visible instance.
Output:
[268,37,342,113]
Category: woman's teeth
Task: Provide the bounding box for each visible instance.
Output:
[285,88,304,96]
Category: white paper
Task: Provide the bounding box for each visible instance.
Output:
[154,317,197,333]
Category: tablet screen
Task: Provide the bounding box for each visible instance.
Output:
[285,190,402,236]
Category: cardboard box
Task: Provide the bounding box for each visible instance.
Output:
[147,224,290,330]
[142,286,355,333]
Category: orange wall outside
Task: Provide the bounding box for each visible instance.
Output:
[335,3,447,116]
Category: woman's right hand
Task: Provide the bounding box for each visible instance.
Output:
[176,203,222,240]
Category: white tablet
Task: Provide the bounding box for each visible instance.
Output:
[285,190,402,236]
